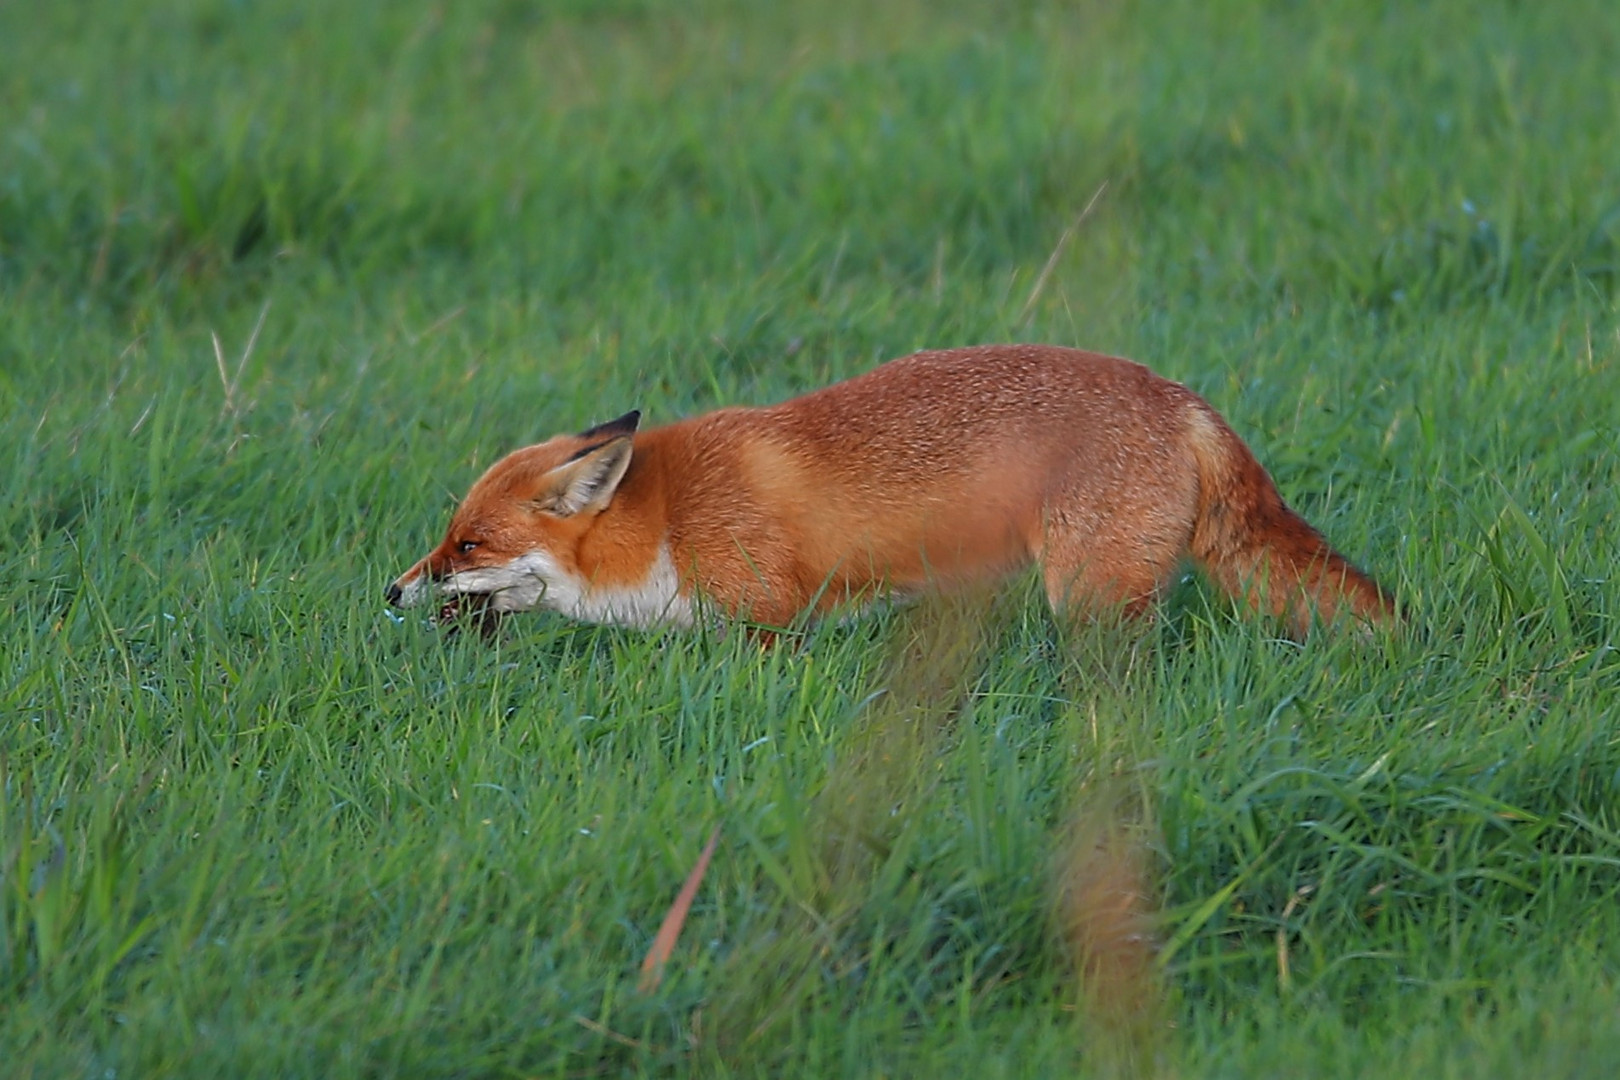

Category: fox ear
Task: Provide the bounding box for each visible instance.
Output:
[534,436,633,517]
[577,410,640,441]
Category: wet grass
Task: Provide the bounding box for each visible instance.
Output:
[2,0,1618,1076]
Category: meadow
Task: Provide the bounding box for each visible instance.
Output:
[2,0,1618,1075]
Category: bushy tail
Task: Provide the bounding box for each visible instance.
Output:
[1184,407,1394,636]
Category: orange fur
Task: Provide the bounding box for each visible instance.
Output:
[387,345,1394,636]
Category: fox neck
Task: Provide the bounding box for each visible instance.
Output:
[533,541,692,629]
[564,448,695,629]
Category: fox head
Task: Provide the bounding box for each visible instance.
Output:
[386,411,642,623]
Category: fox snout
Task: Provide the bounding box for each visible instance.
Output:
[385,557,437,609]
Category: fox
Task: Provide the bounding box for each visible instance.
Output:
[386,345,1395,637]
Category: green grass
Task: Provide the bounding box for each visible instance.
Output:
[3,0,1618,1075]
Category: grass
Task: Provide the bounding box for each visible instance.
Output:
[2,0,1618,1075]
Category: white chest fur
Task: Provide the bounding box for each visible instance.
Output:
[445,542,695,629]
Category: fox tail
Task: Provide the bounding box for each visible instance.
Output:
[1184,406,1395,636]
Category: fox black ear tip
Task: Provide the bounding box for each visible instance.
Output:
[577,410,641,440]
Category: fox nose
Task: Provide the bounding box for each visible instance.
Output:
[384,581,403,606]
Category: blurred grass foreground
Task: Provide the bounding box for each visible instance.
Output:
[3,1,1619,1076]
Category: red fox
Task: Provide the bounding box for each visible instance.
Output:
[386,345,1394,636]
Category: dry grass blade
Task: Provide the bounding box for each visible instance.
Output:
[212,299,271,419]
[639,825,722,993]
[1019,180,1108,323]
[571,1013,660,1053]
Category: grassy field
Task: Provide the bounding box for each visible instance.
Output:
[3,0,1618,1075]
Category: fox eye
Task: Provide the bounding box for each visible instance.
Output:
[457,540,480,554]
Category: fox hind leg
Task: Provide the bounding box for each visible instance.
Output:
[1036,471,1199,624]
[1039,528,1191,623]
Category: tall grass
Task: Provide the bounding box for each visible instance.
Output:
[2,0,1617,1076]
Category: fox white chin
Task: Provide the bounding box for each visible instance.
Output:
[401,545,697,630]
